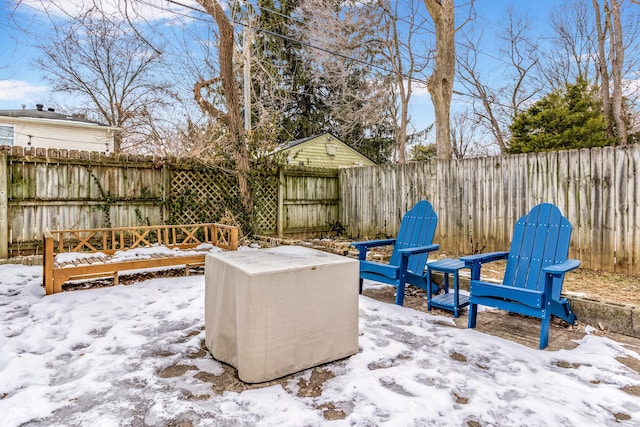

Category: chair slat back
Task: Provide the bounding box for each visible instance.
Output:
[503,203,572,291]
[389,201,438,274]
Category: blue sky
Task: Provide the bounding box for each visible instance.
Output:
[0,0,575,121]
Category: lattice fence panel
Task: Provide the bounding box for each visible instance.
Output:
[254,179,278,234]
[169,169,238,225]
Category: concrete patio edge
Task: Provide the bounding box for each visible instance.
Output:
[568,296,640,338]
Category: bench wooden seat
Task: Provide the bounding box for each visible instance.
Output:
[43,223,238,295]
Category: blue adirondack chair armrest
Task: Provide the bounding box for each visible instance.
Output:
[397,244,440,257]
[542,259,581,301]
[398,244,440,276]
[542,259,581,275]
[460,251,509,280]
[351,239,397,250]
[352,239,397,260]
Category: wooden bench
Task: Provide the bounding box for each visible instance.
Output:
[43,223,238,295]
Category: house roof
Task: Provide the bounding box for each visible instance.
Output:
[0,105,114,128]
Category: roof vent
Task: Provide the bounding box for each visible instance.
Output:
[48,108,55,112]
[36,104,44,111]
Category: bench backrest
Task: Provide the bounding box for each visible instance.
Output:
[389,200,438,274]
[503,203,572,292]
[46,223,239,254]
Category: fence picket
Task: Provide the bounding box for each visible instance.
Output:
[578,149,592,270]
[631,146,640,273]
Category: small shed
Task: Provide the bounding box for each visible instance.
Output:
[278,133,375,168]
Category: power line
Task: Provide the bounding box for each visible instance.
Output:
[163,0,431,84]
[9,0,519,116]
[160,0,521,110]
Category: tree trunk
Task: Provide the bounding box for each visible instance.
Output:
[397,81,409,164]
[196,0,253,219]
[113,130,122,154]
[610,0,627,145]
[592,0,614,138]
[424,0,454,160]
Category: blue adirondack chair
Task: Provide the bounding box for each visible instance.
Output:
[352,200,439,306]
[460,203,580,349]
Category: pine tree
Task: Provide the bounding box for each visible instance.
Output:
[508,77,616,153]
[250,0,326,142]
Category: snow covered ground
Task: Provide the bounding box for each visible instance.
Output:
[1,262,639,426]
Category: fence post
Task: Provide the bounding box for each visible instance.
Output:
[162,162,171,223]
[43,232,54,295]
[0,151,7,258]
[277,167,284,237]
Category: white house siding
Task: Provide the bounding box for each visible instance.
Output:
[0,117,115,153]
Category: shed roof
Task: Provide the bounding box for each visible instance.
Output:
[282,134,323,150]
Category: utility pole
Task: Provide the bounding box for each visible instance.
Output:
[243,20,252,134]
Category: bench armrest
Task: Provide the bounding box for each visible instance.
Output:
[543,259,580,301]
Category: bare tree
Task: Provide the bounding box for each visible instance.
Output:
[457,8,541,154]
[374,0,432,163]
[450,111,491,159]
[295,0,397,161]
[593,0,615,137]
[592,0,630,144]
[423,0,456,159]
[457,36,508,152]
[124,106,227,158]
[194,0,253,220]
[610,0,628,144]
[544,1,599,89]
[34,10,172,153]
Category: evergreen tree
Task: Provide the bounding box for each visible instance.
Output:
[247,0,395,161]
[250,0,326,142]
[410,143,437,161]
[508,78,616,153]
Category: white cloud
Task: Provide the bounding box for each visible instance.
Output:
[20,0,200,23]
[624,75,640,99]
[0,80,48,102]
[412,81,429,97]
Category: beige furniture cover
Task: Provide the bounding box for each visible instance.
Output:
[204,246,359,383]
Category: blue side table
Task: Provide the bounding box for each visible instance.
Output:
[426,258,469,318]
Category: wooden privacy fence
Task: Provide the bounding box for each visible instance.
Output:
[339,145,640,275]
[3,144,640,275]
[0,147,339,257]
[0,147,166,257]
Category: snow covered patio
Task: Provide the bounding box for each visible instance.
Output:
[1,263,639,426]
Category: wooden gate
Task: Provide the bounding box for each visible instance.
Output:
[277,167,340,236]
